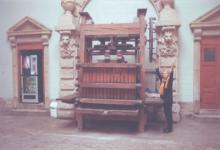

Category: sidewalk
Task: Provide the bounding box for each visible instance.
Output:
[0,105,220,150]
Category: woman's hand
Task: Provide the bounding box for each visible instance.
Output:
[171,62,175,71]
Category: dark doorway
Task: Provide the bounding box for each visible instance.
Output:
[19,50,43,103]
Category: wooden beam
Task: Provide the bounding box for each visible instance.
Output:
[79,98,142,106]
[81,23,140,36]
[75,108,139,117]
[80,83,141,89]
[79,63,141,68]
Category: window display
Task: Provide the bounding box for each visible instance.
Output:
[20,52,42,103]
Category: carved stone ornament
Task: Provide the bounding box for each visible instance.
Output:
[61,0,76,14]
[150,0,163,14]
[60,34,78,59]
[158,27,178,57]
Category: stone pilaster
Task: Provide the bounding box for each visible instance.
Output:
[192,28,202,114]
[156,26,179,95]
[8,36,19,108]
[156,0,180,97]
[155,0,181,120]
[56,0,85,97]
[41,35,50,108]
[52,0,89,119]
[59,32,79,97]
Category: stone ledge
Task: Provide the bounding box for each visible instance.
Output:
[191,114,220,123]
[50,101,75,120]
[12,108,49,116]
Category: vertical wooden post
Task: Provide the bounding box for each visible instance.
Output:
[137,9,147,132]
[77,12,93,129]
[138,106,147,132]
[137,9,147,100]
[79,12,92,94]
[79,12,92,63]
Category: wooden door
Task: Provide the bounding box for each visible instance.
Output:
[201,38,220,109]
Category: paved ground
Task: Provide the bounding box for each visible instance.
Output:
[0,105,220,150]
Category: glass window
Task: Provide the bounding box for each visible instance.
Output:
[204,48,216,62]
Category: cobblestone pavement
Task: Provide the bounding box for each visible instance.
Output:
[0,108,220,150]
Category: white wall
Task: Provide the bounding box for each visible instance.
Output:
[0,0,61,99]
[176,0,220,102]
[0,0,220,103]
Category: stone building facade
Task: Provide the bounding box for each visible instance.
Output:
[0,0,220,118]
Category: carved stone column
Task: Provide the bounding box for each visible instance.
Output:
[56,0,91,97]
[156,0,181,121]
[56,0,80,97]
[52,0,89,119]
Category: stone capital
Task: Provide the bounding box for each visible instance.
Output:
[161,0,174,8]
[60,30,72,35]
[56,0,79,32]
[8,36,16,48]
[193,28,202,41]
[41,35,50,46]
[156,0,180,27]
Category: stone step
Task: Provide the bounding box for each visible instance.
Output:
[192,109,220,122]
[16,102,45,109]
[11,108,49,116]
[199,109,220,115]
[5,102,50,116]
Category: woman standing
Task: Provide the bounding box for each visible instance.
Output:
[155,57,175,133]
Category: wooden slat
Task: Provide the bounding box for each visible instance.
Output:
[81,23,140,36]
[79,63,141,68]
[79,98,142,106]
[80,83,141,89]
[75,107,139,117]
